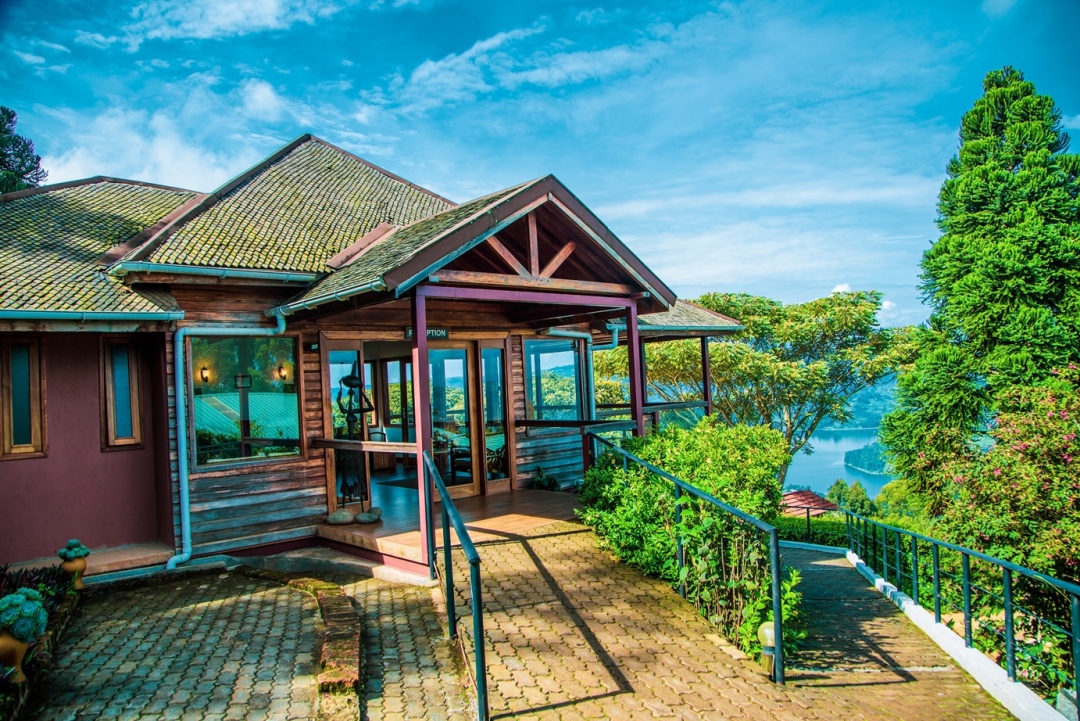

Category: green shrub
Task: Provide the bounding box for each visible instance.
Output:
[57,539,89,562]
[0,588,48,643]
[774,514,849,547]
[579,418,804,655]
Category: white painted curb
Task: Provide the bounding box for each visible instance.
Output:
[845,550,1067,721]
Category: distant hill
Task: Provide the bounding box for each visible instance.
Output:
[820,376,897,431]
[844,441,888,475]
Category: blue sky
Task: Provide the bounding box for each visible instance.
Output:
[1,0,1077,326]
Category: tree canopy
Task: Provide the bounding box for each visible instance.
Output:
[595,290,913,485]
[883,66,1080,509]
[0,107,47,194]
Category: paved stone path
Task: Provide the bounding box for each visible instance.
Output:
[445,521,1014,720]
[28,571,320,721]
[329,575,471,721]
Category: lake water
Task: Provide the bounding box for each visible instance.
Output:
[783,428,893,499]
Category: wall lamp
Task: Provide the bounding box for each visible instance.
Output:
[278,365,288,381]
[199,367,209,383]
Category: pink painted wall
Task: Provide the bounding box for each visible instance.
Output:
[0,333,168,564]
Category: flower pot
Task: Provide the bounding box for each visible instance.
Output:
[0,629,29,683]
[61,557,87,590]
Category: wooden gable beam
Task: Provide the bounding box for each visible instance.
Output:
[540,241,575,279]
[484,235,530,277]
[430,269,633,296]
[528,212,540,276]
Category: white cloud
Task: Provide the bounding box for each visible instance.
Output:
[74,30,119,48]
[831,283,853,293]
[239,78,286,120]
[32,40,70,53]
[123,0,358,48]
[13,50,45,64]
[981,0,1018,18]
[882,300,896,310]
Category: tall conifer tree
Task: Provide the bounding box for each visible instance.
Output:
[0,107,47,193]
[883,67,1080,508]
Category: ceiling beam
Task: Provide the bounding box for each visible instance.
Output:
[485,235,531,278]
[540,241,575,279]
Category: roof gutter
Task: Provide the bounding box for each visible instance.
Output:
[166,311,288,571]
[605,322,745,334]
[110,261,320,284]
[270,279,387,317]
[0,310,185,321]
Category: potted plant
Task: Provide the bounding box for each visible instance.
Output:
[0,588,48,683]
[57,540,90,590]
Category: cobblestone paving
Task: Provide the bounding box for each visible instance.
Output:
[331,575,471,721]
[28,571,320,721]
[446,522,1014,720]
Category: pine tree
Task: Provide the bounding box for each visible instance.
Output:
[883,67,1080,508]
[0,107,47,193]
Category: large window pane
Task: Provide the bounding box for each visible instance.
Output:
[524,339,582,420]
[2,338,43,456]
[191,336,300,465]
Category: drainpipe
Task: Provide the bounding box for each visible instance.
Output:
[166,311,288,570]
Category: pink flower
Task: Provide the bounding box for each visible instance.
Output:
[1063,454,1073,463]
[993,468,1003,476]
[1064,434,1076,442]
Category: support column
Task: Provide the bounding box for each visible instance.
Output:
[626,303,645,436]
[701,336,713,416]
[412,293,433,566]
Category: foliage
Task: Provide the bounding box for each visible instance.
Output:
[0,589,48,644]
[883,66,1080,509]
[596,292,914,486]
[939,366,1080,583]
[873,479,929,521]
[825,479,849,507]
[531,467,560,491]
[825,479,876,515]
[844,441,887,474]
[819,376,897,430]
[0,565,71,614]
[578,419,804,654]
[0,107,46,194]
[56,540,89,562]
[773,514,849,547]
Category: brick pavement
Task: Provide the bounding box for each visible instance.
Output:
[28,571,320,721]
[332,575,471,721]
[445,521,1014,720]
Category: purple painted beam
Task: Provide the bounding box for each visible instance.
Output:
[412,293,433,567]
[701,336,713,416]
[625,304,645,436]
[416,284,634,308]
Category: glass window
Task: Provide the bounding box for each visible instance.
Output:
[2,338,44,456]
[191,336,300,465]
[524,339,582,421]
[329,350,374,440]
[102,340,142,447]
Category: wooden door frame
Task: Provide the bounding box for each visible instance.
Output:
[428,341,481,499]
[477,338,515,491]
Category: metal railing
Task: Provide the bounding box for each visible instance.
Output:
[424,451,489,720]
[845,511,1080,700]
[588,433,786,683]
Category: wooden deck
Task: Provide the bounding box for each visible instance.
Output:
[316,489,580,564]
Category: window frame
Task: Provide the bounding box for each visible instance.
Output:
[187,334,307,471]
[522,337,585,426]
[100,336,144,451]
[1,336,47,460]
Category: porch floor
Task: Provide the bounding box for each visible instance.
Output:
[316,489,580,565]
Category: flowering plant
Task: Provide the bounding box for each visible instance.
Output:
[0,588,48,643]
[56,540,89,562]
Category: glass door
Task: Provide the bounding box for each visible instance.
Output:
[480,346,508,482]
[328,347,373,507]
[429,345,478,494]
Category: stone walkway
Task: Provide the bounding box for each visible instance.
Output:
[445,521,1014,720]
[28,571,320,721]
[326,574,471,721]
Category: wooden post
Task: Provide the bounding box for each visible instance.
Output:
[412,293,433,566]
[700,336,713,416]
[626,304,645,436]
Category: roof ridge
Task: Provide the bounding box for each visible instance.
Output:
[0,176,197,204]
[308,136,456,207]
[677,299,741,326]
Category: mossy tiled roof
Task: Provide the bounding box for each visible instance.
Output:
[0,181,196,314]
[608,300,743,333]
[288,179,539,306]
[140,138,454,273]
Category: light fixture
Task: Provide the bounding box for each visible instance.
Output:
[200,367,209,383]
[277,365,288,381]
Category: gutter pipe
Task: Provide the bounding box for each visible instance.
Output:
[110,261,320,285]
[272,279,387,317]
[0,310,185,321]
[166,311,288,570]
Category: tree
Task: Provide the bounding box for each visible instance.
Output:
[844,481,875,516]
[883,67,1080,509]
[825,479,849,507]
[0,107,47,193]
[595,291,914,485]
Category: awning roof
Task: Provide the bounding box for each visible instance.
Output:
[603,300,743,340]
